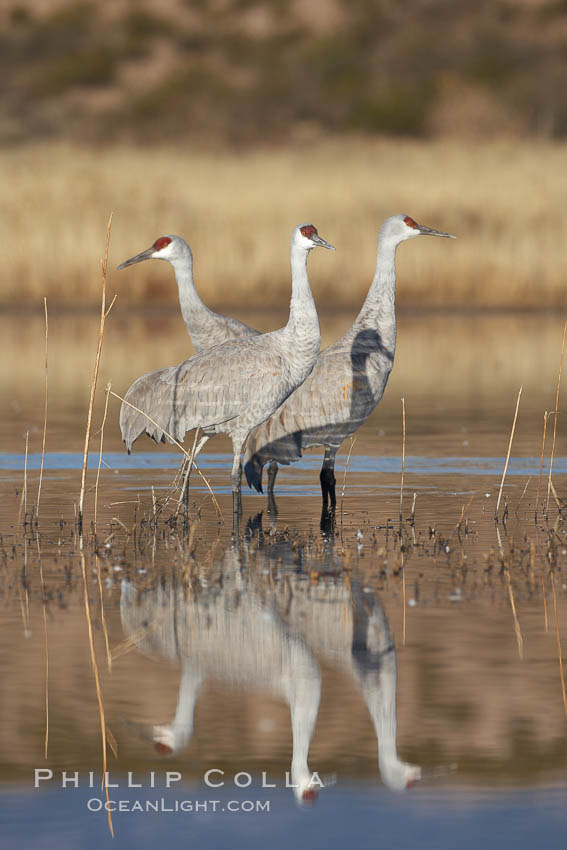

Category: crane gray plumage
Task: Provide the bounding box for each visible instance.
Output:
[120,554,420,794]
[243,214,455,510]
[120,566,322,803]
[120,224,335,511]
[117,234,259,353]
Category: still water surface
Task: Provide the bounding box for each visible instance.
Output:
[1,309,567,848]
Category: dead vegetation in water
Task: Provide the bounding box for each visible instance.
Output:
[3,459,567,806]
[3,220,567,820]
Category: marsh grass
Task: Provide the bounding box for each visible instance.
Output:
[110,389,223,521]
[399,397,406,526]
[546,322,567,514]
[78,214,113,532]
[3,139,567,310]
[35,298,48,520]
[551,572,567,719]
[495,386,522,519]
[79,549,114,837]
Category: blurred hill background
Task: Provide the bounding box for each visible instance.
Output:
[2,0,567,310]
[3,0,567,145]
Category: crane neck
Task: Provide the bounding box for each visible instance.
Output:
[287,653,322,802]
[347,583,417,792]
[154,664,203,754]
[352,234,399,348]
[286,245,320,340]
[169,246,214,336]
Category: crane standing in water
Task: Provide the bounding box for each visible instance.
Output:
[119,224,335,521]
[117,234,259,353]
[244,215,455,517]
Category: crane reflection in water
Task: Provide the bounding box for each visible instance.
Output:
[119,516,420,803]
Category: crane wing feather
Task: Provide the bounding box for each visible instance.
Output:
[120,333,288,451]
[244,329,394,491]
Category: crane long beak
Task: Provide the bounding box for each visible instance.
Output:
[311,234,336,251]
[417,224,456,239]
[116,246,154,270]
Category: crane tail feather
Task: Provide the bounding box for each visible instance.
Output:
[244,454,264,493]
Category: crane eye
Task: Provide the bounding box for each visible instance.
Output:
[154,236,172,250]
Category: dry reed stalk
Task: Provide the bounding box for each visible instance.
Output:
[176,427,200,517]
[529,539,536,594]
[17,584,29,637]
[94,381,111,529]
[109,390,223,522]
[549,480,564,512]
[36,297,49,520]
[454,496,474,537]
[399,398,406,526]
[80,551,114,837]
[24,429,29,517]
[402,563,406,646]
[17,483,25,528]
[515,477,531,518]
[39,554,49,758]
[505,569,524,660]
[106,727,118,760]
[18,430,30,528]
[110,516,134,547]
[495,386,522,519]
[340,437,356,505]
[339,436,357,544]
[18,538,31,639]
[110,618,162,662]
[78,214,113,532]
[546,321,567,515]
[542,571,549,633]
[550,572,567,718]
[535,411,549,518]
[148,462,190,522]
[95,555,112,672]
[410,492,416,525]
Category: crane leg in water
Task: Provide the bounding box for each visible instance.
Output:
[320,503,336,537]
[231,439,245,531]
[180,434,210,509]
[267,460,279,517]
[320,446,337,513]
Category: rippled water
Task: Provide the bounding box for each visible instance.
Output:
[2,310,567,848]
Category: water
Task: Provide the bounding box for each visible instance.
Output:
[4,785,567,850]
[3,452,567,476]
[2,309,567,848]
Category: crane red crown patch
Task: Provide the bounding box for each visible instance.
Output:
[300,225,317,238]
[403,216,418,229]
[153,236,172,250]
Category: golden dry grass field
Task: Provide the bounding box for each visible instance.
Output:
[2,138,567,310]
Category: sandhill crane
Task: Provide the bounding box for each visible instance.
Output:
[117,234,259,353]
[119,547,420,795]
[282,575,421,791]
[244,215,454,515]
[120,570,323,804]
[120,224,335,520]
